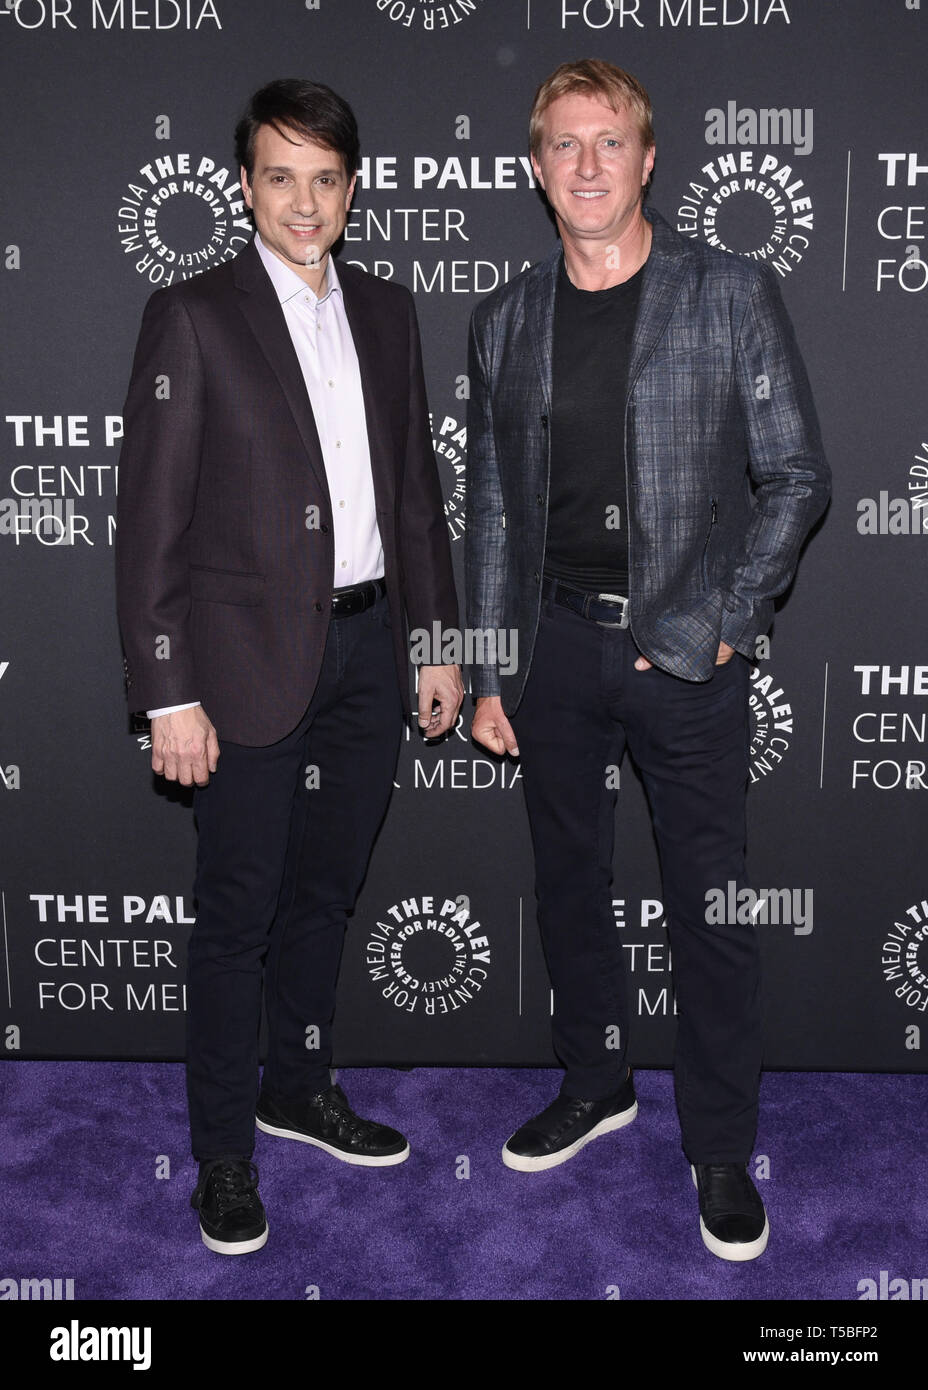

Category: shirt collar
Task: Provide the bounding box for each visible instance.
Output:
[254,232,342,308]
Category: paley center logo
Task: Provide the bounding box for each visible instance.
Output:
[116,149,252,285]
[857,435,928,536]
[748,661,794,782]
[365,894,490,1016]
[372,0,482,32]
[431,403,467,543]
[677,101,815,274]
[880,896,928,1017]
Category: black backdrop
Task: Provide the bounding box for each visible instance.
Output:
[1,0,926,1074]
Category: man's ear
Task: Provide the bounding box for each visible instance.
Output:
[240,166,253,209]
[530,154,545,192]
[641,144,656,187]
[345,173,357,211]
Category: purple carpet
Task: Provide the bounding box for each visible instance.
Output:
[1,1063,925,1301]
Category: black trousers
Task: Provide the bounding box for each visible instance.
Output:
[185,592,403,1161]
[514,590,761,1164]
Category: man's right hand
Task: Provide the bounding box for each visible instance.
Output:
[471,696,519,757]
[150,707,220,786]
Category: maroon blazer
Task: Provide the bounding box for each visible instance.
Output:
[115,238,458,746]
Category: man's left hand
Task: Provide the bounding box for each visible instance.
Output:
[417,664,465,737]
[634,641,735,671]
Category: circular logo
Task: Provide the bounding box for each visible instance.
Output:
[908,434,928,532]
[431,407,467,543]
[748,665,793,781]
[372,0,483,33]
[856,431,928,537]
[881,902,928,1013]
[677,151,814,271]
[365,894,490,1016]
[116,152,253,285]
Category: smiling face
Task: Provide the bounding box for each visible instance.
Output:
[530,91,655,260]
[241,121,356,289]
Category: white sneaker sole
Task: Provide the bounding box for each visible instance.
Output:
[502,1100,638,1172]
[200,1222,268,1255]
[255,1116,410,1166]
[691,1165,770,1261]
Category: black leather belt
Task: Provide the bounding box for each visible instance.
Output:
[330,576,386,618]
[548,578,630,629]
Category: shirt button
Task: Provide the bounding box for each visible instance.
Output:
[340,560,348,569]
[338,500,346,508]
[336,441,342,449]
[328,380,335,388]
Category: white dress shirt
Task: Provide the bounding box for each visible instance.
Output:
[147,237,384,719]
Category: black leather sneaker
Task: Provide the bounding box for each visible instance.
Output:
[502,1071,638,1172]
[256,1083,410,1166]
[190,1158,268,1255]
[691,1163,769,1261]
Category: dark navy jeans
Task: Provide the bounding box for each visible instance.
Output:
[514,588,761,1164]
[186,591,403,1161]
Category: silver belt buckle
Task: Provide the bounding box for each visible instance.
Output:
[594,593,629,629]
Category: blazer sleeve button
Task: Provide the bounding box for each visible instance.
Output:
[314,602,324,613]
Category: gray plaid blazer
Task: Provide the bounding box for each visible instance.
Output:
[465,207,830,710]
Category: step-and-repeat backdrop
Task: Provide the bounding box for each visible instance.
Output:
[1,0,925,1071]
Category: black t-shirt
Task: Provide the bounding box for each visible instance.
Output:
[544,255,645,593]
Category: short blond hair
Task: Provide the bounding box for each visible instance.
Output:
[529,59,655,157]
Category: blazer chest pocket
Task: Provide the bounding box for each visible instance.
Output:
[189,565,265,607]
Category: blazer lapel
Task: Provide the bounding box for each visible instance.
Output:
[525,224,686,410]
[627,209,688,397]
[233,240,329,496]
[524,244,561,415]
[338,266,395,513]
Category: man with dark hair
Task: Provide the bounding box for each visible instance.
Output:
[117,78,462,1254]
[465,60,829,1261]
[234,76,361,184]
